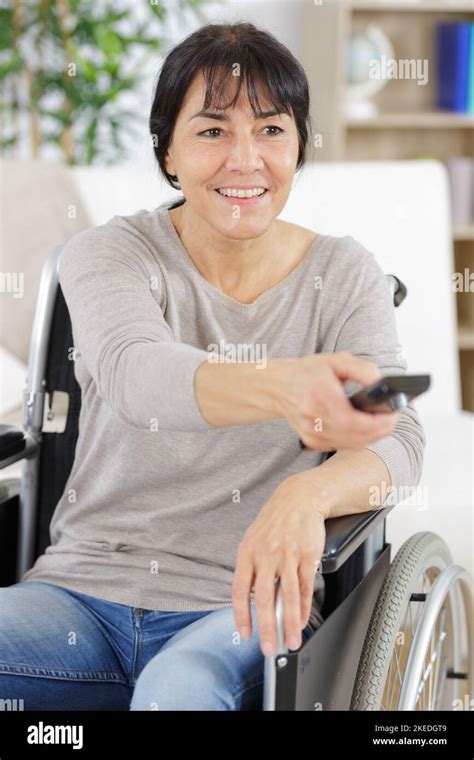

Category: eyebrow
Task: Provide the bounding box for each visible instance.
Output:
[188,109,284,122]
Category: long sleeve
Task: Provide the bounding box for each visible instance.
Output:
[331,239,426,494]
[58,221,213,432]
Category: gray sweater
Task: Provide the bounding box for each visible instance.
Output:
[22,197,425,627]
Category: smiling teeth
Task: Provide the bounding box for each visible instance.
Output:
[217,188,266,198]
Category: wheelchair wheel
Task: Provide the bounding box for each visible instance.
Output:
[350,531,473,711]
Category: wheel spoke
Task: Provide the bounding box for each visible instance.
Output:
[427,618,435,710]
[432,613,448,710]
[385,657,395,709]
[387,639,403,708]
[431,607,447,710]
[412,600,451,710]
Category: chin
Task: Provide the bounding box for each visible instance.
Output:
[213,219,272,240]
[205,207,274,233]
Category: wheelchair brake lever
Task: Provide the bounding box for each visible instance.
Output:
[263,578,288,711]
[273,569,320,655]
[274,577,288,656]
[264,574,320,710]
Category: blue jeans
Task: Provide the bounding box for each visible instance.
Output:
[0,581,314,711]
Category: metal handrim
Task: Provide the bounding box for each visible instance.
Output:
[380,563,472,711]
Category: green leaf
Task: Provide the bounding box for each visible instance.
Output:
[103,61,119,77]
[148,2,167,22]
[85,116,98,164]
[93,26,123,59]
[38,109,74,127]
[0,52,24,79]
[0,136,18,150]
[76,56,98,83]
[101,10,130,24]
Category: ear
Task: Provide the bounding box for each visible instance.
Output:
[164,151,176,178]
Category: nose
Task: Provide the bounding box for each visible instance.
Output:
[224,132,265,174]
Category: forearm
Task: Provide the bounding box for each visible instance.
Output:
[295,448,392,520]
[194,357,292,427]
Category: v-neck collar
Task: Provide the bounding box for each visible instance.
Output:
[157,202,326,313]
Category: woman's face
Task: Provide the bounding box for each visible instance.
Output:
[164,71,300,240]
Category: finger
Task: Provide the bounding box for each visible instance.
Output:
[254,565,278,656]
[280,562,303,650]
[325,399,398,433]
[329,353,383,386]
[345,408,400,437]
[231,549,256,641]
[298,555,319,629]
[312,401,397,449]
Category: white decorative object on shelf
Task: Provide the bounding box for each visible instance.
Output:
[344,25,395,119]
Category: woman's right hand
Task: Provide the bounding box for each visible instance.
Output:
[273,351,400,451]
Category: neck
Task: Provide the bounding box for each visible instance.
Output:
[169,201,284,294]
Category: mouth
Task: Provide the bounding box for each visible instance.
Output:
[214,188,270,206]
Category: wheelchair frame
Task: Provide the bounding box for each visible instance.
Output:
[1,244,467,711]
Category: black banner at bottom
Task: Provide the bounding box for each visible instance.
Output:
[0,709,472,757]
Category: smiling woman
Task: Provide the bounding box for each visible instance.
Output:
[148,22,319,301]
[149,22,310,188]
[1,21,425,713]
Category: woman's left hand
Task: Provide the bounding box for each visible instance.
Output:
[232,471,327,656]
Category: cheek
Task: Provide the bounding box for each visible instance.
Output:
[263,152,298,189]
[179,142,223,178]
[261,138,299,171]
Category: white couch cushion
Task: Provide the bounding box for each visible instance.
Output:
[0,346,27,418]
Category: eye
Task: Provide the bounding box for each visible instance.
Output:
[199,127,224,138]
[262,125,284,135]
[198,125,285,138]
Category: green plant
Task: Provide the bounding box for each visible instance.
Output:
[0,0,211,164]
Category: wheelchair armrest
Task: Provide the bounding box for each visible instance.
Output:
[0,424,35,469]
[321,504,395,573]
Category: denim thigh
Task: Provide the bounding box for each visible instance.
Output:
[130,601,315,711]
[0,581,236,711]
[0,581,315,711]
[0,581,135,710]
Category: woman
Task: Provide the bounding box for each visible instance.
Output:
[0,22,425,711]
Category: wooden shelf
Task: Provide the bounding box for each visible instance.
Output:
[350,0,474,12]
[458,328,474,350]
[453,225,474,241]
[346,112,474,129]
[301,0,474,410]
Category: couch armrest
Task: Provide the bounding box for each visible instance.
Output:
[0,424,36,469]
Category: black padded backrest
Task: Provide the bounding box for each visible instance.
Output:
[35,284,81,559]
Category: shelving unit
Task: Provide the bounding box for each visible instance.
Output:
[454,225,474,241]
[345,112,474,128]
[302,0,474,410]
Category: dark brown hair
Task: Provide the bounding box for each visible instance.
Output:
[149,21,312,190]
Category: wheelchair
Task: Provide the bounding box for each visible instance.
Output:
[0,244,472,712]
